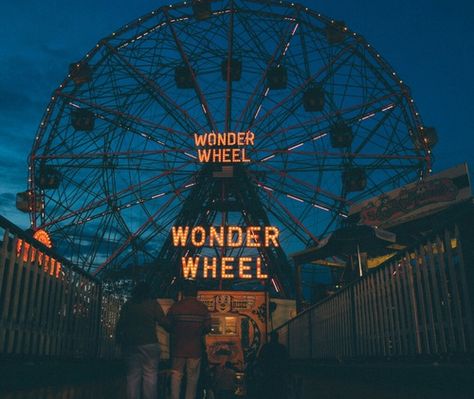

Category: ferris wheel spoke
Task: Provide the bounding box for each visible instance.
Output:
[264,205,309,246]
[225,3,236,133]
[58,93,194,157]
[248,53,362,143]
[92,204,179,274]
[32,149,197,161]
[69,177,193,228]
[29,1,431,278]
[163,9,218,133]
[56,91,193,144]
[256,181,320,244]
[251,161,349,206]
[102,40,207,135]
[85,215,121,272]
[92,174,196,276]
[254,148,425,162]
[104,204,184,275]
[233,14,297,132]
[248,42,357,132]
[254,91,399,151]
[257,179,338,217]
[40,161,196,229]
[354,101,397,151]
[350,165,415,204]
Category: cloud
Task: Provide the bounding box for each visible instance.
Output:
[0,190,29,229]
[0,193,16,214]
[0,89,45,120]
[0,192,15,202]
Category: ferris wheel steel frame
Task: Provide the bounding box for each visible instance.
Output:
[27,0,432,295]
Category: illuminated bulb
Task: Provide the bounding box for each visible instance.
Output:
[172,226,189,246]
[203,257,217,278]
[239,257,252,279]
[246,226,261,247]
[264,226,280,247]
[191,226,206,246]
[256,257,268,279]
[209,226,224,246]
[227,226,243,247]
[221,257,234,279]
[181,257,199,279]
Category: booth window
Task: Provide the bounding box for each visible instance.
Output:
[210,316,238,336]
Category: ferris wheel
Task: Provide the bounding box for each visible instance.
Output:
[25,0,433,292]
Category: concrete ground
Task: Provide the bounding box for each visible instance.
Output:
[292,363,474,399]
[1,360,473,399]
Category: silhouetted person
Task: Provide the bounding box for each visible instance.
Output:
[168,280,211,399]
[257,331,289,399]
[213,361,236,399]
[116,282,168,399]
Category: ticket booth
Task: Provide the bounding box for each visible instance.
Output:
[198,290,268,371]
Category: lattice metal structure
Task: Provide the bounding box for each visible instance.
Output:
[26,0,432,296]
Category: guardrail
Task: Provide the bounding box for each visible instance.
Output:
[0,215,120,359]
[278,225,474,360]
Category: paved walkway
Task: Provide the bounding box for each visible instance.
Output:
[293,363,474,399]
[1,360,473,399]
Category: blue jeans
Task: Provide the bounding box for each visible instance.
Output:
[171,357,201,399]
[126,343,161,399]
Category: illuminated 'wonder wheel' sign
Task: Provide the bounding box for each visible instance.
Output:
[27,0,432,296]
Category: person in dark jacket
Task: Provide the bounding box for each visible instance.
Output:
[116,282,168,399]
[257,330,289,399]
[168,280,211,399]
[213,361,236,399]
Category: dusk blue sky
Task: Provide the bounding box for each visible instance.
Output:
[1,0,473,229]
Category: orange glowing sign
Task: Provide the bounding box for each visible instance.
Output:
[193,131,254,163]
[16,229,62,278]
[172,225,279,279]
[32,229,52,248]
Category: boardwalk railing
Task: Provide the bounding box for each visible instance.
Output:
[279,225,474,360]
[0,215,120,359]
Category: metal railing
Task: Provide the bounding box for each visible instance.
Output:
[0,215,120,359]
[278,226,474,360]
